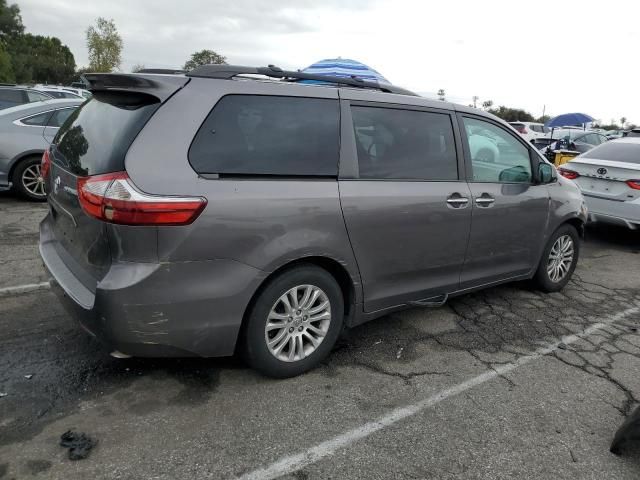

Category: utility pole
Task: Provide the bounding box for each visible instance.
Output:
[472,96,479,108]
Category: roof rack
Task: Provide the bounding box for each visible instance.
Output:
[137,68,186,75]
[186,64,418,96]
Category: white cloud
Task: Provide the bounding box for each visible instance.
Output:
[15,0,639,124]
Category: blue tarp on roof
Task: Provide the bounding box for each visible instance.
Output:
[301,58,390,84]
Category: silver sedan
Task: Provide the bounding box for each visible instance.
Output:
[0,98,83,200]
[559,137,640,229]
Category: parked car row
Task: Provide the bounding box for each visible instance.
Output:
[0,84,90,110]
[508,121,548,142]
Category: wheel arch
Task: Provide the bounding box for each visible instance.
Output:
[238,256,358,348]
[564,216,585,238]
[8,150,45,185]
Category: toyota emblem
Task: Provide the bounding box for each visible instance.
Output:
[596,167,607,175]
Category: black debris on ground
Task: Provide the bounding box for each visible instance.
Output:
[59,430,97,460]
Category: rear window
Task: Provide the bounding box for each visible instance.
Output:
[51,92,159,176]
[189,95,340,176]
[582,142,640,164]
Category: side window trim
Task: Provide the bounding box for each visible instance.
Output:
[342,100,463,182]
[13,109,55,128]
[456,112,535,185]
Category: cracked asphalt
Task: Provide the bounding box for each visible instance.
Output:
[1,191,640,479]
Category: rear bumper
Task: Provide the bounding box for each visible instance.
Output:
[584,194,640,230]
[40,220,266,357]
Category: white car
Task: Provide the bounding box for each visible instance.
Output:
[559,137,640,229]
[33,85,91,100]
[509,122,547,143]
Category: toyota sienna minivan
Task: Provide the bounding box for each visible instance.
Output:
[39,66,587,377]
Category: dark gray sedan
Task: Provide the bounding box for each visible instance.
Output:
[0,99,83,200]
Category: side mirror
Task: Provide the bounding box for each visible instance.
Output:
[569,142,577,150]
[538,162,555,184]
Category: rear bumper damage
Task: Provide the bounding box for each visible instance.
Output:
[40,219,265,357]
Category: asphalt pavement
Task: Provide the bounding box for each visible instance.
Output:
[1,191,640,479]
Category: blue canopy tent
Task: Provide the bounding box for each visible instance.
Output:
[544,112,596,150]
[545,112,595,129]
[300,58,390,85]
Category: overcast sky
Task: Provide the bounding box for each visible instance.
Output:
[16,0,640,124]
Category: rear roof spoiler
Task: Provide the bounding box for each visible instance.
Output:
[81,73,189,102]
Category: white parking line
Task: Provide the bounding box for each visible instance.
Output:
[237,306,640,480]
[0,281,51,296]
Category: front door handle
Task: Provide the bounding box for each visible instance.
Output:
[475,194,495,207]
[446,193,469,208]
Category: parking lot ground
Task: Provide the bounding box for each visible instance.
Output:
[1,191,640,479]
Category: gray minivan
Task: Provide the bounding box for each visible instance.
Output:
[39,66,587,377]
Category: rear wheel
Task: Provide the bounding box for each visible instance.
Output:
[532,224,580,292]
[12,156,47,201]
[243,265,344,378]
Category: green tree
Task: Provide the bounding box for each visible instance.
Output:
[86,17,123,72]
[437,88,446,101]
[8,34,75,84]
[536,115,551,124]
[488,105,535,122]
[620,117,627,128]
[0,0,23,40]
[131,63,145,73]
[183,49,226,71]
[482,100,493,111]
[0,41,13,82]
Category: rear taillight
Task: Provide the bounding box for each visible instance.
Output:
[627,180,640,190]
[558,168,580,180]
[41,149,51,180]
[77,172,207,226]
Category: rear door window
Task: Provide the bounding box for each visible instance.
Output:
[26,91,50,102]
[351,106,458,180]
[462,117,532,183]
[0,89,25,103]
[48,107,77,128]
[189,95,340,176]
[52,92,160,176]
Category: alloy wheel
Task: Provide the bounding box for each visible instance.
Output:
[21,164,46,198]
[547,235,574,283]
[264,284,332,362]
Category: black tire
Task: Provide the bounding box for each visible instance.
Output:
[532,224,580,292]
[11,155,47,201]
[242,265,344,378]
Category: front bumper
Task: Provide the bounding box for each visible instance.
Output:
[40,223,265,357]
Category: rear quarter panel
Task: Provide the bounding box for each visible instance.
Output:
[124,78,362,302]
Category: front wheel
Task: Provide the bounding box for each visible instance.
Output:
[532,224,580,292]
[242,265,344,378]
